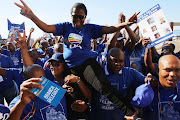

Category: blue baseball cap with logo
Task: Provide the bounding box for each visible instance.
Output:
[130,83,154,108]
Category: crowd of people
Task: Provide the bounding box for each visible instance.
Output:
[0,0,179,120]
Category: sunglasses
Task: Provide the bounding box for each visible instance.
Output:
[72,14,86,19]
[50,63,60,67]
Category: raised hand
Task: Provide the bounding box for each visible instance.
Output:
[30,28,34,33]
[20,78,43,105]
[118,12,126,24]
[127,12,140,26]
[16,30,27,49]
[14,0,34,19]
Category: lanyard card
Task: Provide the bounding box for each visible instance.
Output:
[30,76,66,107]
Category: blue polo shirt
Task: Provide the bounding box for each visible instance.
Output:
[54,22,103,68]
[91,66,145,120]
[143,81,180,120]
[0,54,15,92]
[2,48,23,68]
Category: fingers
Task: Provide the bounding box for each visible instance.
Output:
[14,2,23,8]
[20,0,29,8]
[16,30,21,38]
[21,78,43,90]
[23,30,26,38]
[136,11,140,15]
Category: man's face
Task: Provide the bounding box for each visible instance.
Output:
[107,50,124,74]
[71,8,86,28]
[49,61,64,77]
[7,42,15,51]
[159,56,180,89]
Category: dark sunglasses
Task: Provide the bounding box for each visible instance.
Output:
[50,63,60,67]
[72,14,86,19]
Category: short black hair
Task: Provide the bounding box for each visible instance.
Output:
[24,64,44,80]
[71,3,87,15]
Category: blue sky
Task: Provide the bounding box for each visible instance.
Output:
[0,0,180,39]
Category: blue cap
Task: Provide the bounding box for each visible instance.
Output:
[130,83,154,108]
[0,104,10,119]
[47,53,65,63]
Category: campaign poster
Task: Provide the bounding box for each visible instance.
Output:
[138,4,174,48]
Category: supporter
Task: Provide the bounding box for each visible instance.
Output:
[144,43,176,77]
[37,40,53,60]
[15,30,92,120]
[90,48,156,120]
[48,38,54,46]
[0,53,17,105]
[8,64,68,120]
[130,37,158,75]
[26,27,34,49]
[143,55,180,120]
[53,43,63,53]
[15,1,140,117]
[1,42,23,68]
[106,13,138,67]
[28,48,46,67]
[7,33,17,47]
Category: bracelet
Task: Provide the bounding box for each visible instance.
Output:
[126,22,130,26]
[76,79,81,84]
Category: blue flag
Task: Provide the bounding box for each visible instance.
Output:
[7,19,25,33]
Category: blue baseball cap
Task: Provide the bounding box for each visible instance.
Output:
[130,83,154,108]
[0,104,10,119]
[47,53,65,63]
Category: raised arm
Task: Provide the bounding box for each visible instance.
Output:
[144,48,156,74]
[101,12,139,34]
[9,78,43,120]
[124,13,140,51]
[16,30,34,67]
[15,0,56,34]
[27,27,34,48]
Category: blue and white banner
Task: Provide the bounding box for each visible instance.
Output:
[138,4,174,48]
[7,19,25,33]
[7,19,25,40]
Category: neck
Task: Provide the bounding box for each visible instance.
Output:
[54,75,64,83]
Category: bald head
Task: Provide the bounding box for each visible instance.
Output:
[24,64,45,80]
[158,55,180,89]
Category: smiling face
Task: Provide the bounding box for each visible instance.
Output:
[159,55,180,89]
[49,60,64,78]
[71,8,86,28]
[107,48,125,74]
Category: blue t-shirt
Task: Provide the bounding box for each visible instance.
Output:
[0,54,15,92]
[143,81,180,120]
[9,82,67,120]
[54,22,103,67]
[91,66,145,120]
[0,104,10,120]
[35,58,46,68]
[5,68,24,91]
[2,48,23,68]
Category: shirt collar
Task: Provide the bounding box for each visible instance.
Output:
[105,63,122,75]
